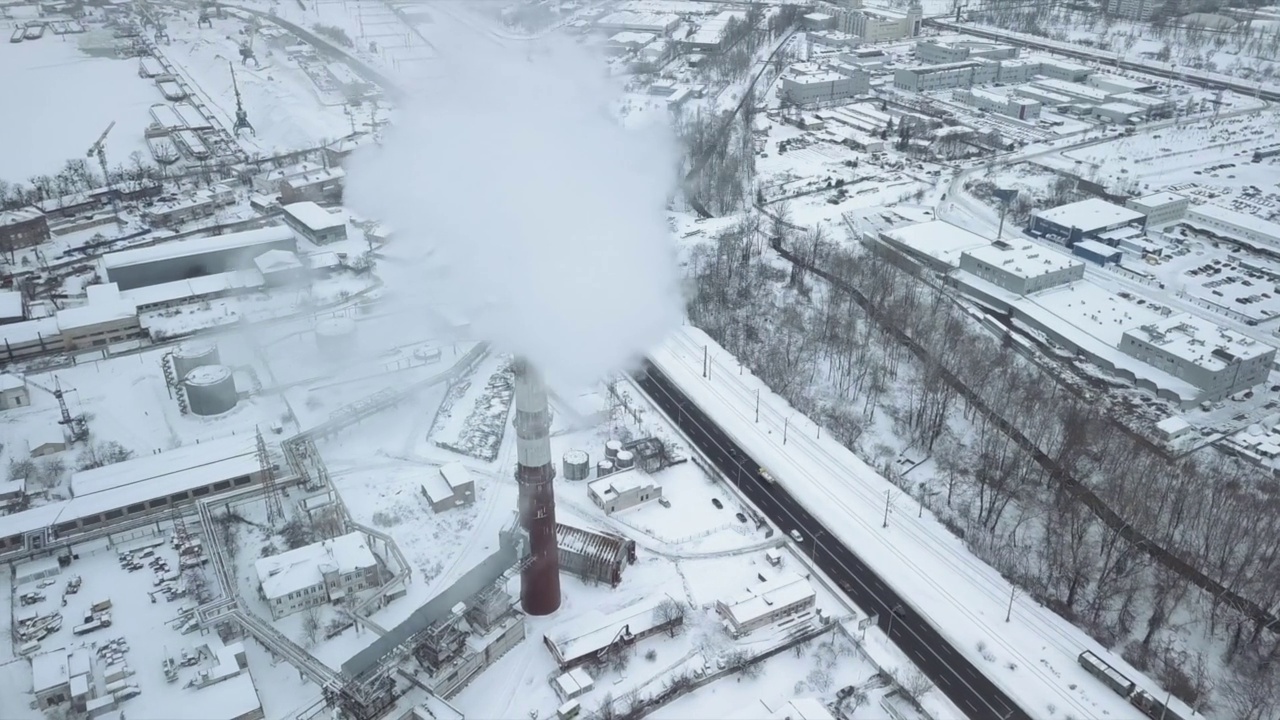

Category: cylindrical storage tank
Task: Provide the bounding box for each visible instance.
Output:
[615,450,635,470]
[563,450,590,481]
[184,365,237,416]
[596,460,614,478]
[315,317,357,358]
[604,440,622,462]
[173,342,220,381]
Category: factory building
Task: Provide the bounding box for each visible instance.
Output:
[1184,203,1280,251]
[54,284,143,351]
[834,3,922,42]
[0,207,50,253]
[556,523,635,588]
[593,11,680,35]
[282,202,348,245]
[1111,92,1175,118]
[1026,55,1094,82]
[1119,314,1276,401]
[893,60,995,91]
[1092,102,1147,124]
[715,572,817,637]
[1107,0,1158,20]
[781,63,870,105]
[683,10,746,52]
[915,39,1017,64]
[279,167,346,205]
[1029,198,1147,244]
[959,242,1085,295]
[143,191,217,228]
[251,161,327,195]
[102,226,297,290]
[952,87,1041,120]
[255,532,381,619]
[1028,78,1112,104]
[1071,239,1122,265]
[543,593,683,669]
[877,220,992,273]
[1087,73,1158,95]
[587,469,662,514]
[1126,191,1189,227]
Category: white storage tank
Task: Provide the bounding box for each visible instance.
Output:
[615,450,635,470]
[315,316,357,358]
[563,450,590,481]
[596,460,614,478]
[173,342,220,380]
[604,440,622,462]
[184,365,237,416]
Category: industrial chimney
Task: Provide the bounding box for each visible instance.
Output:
[512,357,561,615]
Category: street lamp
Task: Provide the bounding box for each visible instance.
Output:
[887,604,904,637]
[783,414,793,445]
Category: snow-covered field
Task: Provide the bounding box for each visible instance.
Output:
[0,29,155,183]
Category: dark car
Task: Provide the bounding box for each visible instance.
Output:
[711,498,723,509]
[735,512,747,523]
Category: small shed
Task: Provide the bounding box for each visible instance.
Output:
[29,425,68,457]
[0,373,30,410]
[1156,416,1192,442]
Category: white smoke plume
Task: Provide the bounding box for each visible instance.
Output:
[346,39,682,392]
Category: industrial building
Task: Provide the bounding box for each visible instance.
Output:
[120,269,265,313]
[0,207,50,252]
[1119,315,1276,401]
[781,63,869,105]
[833,3,922,42]
[952,87,1041,120]
[102,225,297,290]
[683,10,746,51]
[422,462,476,512]
[0,436,264,554]
[1072,239,1122,265]
[280,167,346,205]
[893,60,994,92]
[1184,203,1280,250]
[1107,0,1158,20]
[1087,73,1158,95]
[587,469,662,514]
[915,39,1017,64]
[255,531,381,619]
[1126,191,1189,227]
[54,284,143,351]
[282,202,348,245]
[253,251,306,287]
[1092,102,1147,124]
[252,161,327,195]
[1029,198,1147,244]
[715,572,817,637]
[594,11,680,35]
[877,220,992,272]
[144,190,217,228]
[0,290,24,325]
[959,242,1085,295]
[0,373,30,410]
[1025,54,1094,82]
[556,523,635,588]
[543,593,683,668]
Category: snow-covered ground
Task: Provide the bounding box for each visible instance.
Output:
[0,28,155,183]
[650,323,1199,720]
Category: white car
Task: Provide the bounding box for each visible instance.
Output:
[790,530,804,543]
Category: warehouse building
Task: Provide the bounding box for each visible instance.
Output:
[1119,314,1276,401]
[279,167,346,205]
[256,532,381,619]
[781,64,870,105]
[877,220,992,272]
[893,60,995,91]
[1126,191,1188,227]
[543,593,682,668]
[282,202,348,245]
[952,87,1041,120]
[1029,78,1112,104]
[834,4,922,43]
[1072,239,1122,265]
[915,39,1017,64]
[715,572,816,637]
[55,284,142,351]
[587,470,661,514]
[1026,55,1094,82]
[959,242,1085,295]
[557,522,635,588]
[1184,203,1280,251]
[1029,198,1146,244]
[594,11,680,35]
[1092,102,1147,124]
[102,226,297,290]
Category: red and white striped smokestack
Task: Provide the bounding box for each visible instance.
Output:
[512,357,561,615]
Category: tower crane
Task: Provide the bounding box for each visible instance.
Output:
[86,121,116,190]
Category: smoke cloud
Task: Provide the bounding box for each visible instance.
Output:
[346,39,682,391]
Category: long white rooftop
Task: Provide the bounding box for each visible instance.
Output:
[882,220,991,268]
[1035,198,1145,232]
[70,435,257,498]
[963,242,1082,280]
[255,531,376,600]
[719,571,815,627]
[103,225,294,270]
[1125,313,1275,370]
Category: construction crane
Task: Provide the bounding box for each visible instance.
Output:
[86,121,116,190]
[229,62,255,136]
[27,376,89,443]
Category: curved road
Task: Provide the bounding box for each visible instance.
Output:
[631,361,1029,720]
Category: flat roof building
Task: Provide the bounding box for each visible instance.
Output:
[1126,192,1189,227]
[1185,203,1280,251]
[781,63,870,105]
[878,220,992,272]
[587,470,661,514]
[1093,101,1147,123]
[953,87,1041,120]
[0,207,50,253]
[893,60,995,92]
[959,242,1085,295]
[1072,238,1122,265]
[1030,198,1147,244]
[255,532,380,619]
[1120,314,1276,401]
[715,572,816,637]
[282,202,348,245]
[543,593,681,668]
[102,226,297,290]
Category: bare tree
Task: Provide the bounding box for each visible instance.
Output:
[898,667,934,702]
[653,597,686,637]
[301,605,322,647]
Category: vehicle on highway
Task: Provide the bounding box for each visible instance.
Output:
[735,512,747,523]
[711,498,723,509]
[758,467,774,483]
[891,604,907,618]
[790,529,803,542]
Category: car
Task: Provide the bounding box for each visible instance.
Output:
[790,530,804,542]
[711,498,723,509]
[735,512,747,523]
[891,604,907,618]
[837,685,857,700]
[658,497,671,508]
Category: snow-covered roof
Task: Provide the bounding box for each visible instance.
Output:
[102,225,295,270]
[1188,203,1280,243]
[1030,78,1109,102]
[730,698,835,720]
[439,462,474,491]
[28,425,67,452]
[253,250,304,274]
[255,532,376,600]
[963,242,1082,280]
[588,470,657,502]
[1130,192,1186,210]
[70,435,257,498]
[1073,239,1120,257]
[1035,198,1145,233]
[0,207,44,226]
[1024,280,1161,346]
[608,30,655,45]
[55,284,137,332]
[1156,416,1191,434]
[0,373,24,391]
[0,477,24,496]
[882,220,991,268]
[1095,101,1145,115]
[122,269,264,309]
[718,572,815,628]
[1124,313,1276,371]
[259,161,324,183]
[0,290,23,320]
[283,202,344,232]
[30,648,68,693]
[545,594,675,663]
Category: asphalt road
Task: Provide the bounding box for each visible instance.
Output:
[631,360,1032,720]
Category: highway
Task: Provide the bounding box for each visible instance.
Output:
[631,361,1030,720]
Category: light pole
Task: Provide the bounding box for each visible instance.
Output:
[755,389,760,423]
[784,414,793,445]
[887,604,903,637]
[811,530,823,562]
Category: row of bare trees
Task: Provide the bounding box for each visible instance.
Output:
[685,216,1280,716]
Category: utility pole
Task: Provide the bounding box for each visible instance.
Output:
[702,345,708,378]
[755,389,760,423]
[882,490,893,528]
[783,416,790,445]
[1006,587,1018,622]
